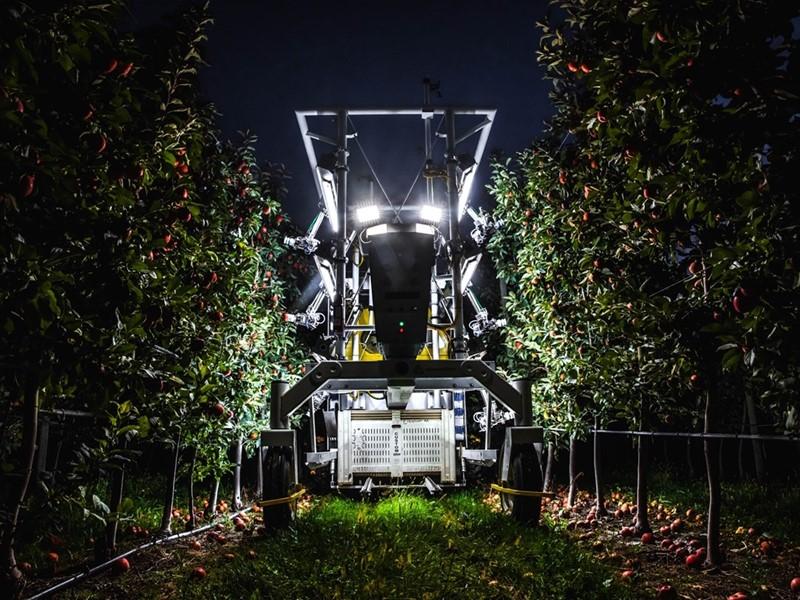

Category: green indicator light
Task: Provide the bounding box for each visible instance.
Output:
[399,321,405,327]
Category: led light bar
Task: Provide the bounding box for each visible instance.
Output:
[461,253,482,290]
[314,255,336,299]
[457,164,476,220]
[316,166,338,232]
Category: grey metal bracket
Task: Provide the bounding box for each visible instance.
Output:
[460,448,497,467]
[261,429,299,485]
[423,476,443,495]
[305,450,337,470]
[500,426,544,482]
[360,476,375,496]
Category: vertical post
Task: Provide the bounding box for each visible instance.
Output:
[270,380,290,430]
[445,108,467,359]
[510,379,532,427]
[232,435,243,509]
[186,446,197,530]
[483,392,491,450]
[105,440,128,552]
[159,432,181,534]
[35,416,49,482]
[334,109,349,360]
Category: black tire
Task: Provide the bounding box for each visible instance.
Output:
[262,447,294,528]
[498,445,543,525]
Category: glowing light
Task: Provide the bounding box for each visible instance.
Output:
[419,205,443,223]
[457,164,476,220]
[314,255,336,299]
[356,204,380,224]
[461,254,482,290]
[316,166,338,232]
[366,224,388,236]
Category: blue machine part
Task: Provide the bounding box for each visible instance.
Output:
[453,391,465,441]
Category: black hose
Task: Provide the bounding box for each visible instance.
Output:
[24,507,252,600]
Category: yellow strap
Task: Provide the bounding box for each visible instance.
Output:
[257,488,307,508]
[490,483,556,498]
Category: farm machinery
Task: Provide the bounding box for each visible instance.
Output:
[260,83,546,525]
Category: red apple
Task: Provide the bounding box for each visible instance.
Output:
[655,31,667,43]
[685,553,702,568]
[191,566,207,579]
[103,58,119,75]
[582,211,590,223]
[727,593,747,600]
[567,62,579,72]
[46,551,59,563]
[119,62,134,78]
[19,174,35,198]
[660,538,672,549]
[656,583,678,600]
[580,63,592,74]
[621,569,634,580]
[112,557,130,574]
[641,532,654,544]
[790,577,800,593]
[558,171,567,185]
[596,111,607,123]
[688,260,700,275]
[211,403,225,417]
[689,373,700,385]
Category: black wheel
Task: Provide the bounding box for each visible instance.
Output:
[262,447,294,528]
[498,445,543,525]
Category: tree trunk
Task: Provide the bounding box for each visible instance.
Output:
[567,436,578,508]
[593,418,608,516]
[159,433,181,534]
[0,380,39,599]
[704,390,722,567]
[745,393,765,481]
[204,478,219,520]
[232,436,243,510]
[187,446,197,530]
[104,443,127,556]
[543,440,556,493]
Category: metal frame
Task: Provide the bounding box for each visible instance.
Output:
[261,92,542,497]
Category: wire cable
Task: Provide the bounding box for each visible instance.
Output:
[347,116,394,212]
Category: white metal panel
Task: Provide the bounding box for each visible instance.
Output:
[336,410,456,483]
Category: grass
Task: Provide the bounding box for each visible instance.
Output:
[63,491,634,600]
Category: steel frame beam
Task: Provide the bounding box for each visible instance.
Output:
[276,360,527,421]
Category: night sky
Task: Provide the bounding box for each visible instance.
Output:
[129,0,554,230]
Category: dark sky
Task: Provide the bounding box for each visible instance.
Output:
[129,0,554,229]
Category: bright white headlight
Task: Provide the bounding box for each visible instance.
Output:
[356,205,380,224]
[419,205,443,223]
